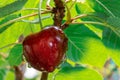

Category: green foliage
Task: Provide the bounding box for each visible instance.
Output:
[0,15,19,33]
[0,68,6,80]
[103,28,120,49]
[87,0,120,17]
[7,44,23,66]
[64,24,108,68]
[55,66,103,80]
[0,0,27,18]
[106,17,120,37]
[102,28,120,66]
[0,22,26,53]
[5,71,15,80]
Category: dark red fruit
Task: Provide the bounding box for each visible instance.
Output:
[22,26,68,72]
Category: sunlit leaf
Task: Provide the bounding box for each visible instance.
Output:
[0,57,7,68]
[75,3,108,22]
[0,14,19,33]
[0,22,26,53]
[5,71,15,80]
[55,66,103,80]
[75,3,93,14]
[64,24,108,68]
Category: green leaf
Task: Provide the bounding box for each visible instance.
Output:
[102,27,120,49]
[75,3,93,14]
[0,0,28,18]
[102,17,120,66]
[87,0,120,17]
[106,17,120,37]
[0,14,19,33]
[102,28,120,66]
[0,0,14,7]
[0,58,7,68]
[75,2,107,37]
[0,22,27,53]
[75,3,108,22]
[0,68,6,80]
[55,66,103,80]
[76,0,120,39]
[64,24,108,68]
[60,61,72,69]
[5,71,15,80]
[109,49,120,67]
[7,44,23,66]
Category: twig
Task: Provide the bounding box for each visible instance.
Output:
[40,72,49,80]
[0,10,52,29]
[61,14,88,29]
[71,14,88,21]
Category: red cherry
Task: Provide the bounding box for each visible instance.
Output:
[22,26,68,72]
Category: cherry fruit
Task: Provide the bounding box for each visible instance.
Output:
[22,26,68,72]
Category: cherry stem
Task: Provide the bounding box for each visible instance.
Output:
[40,72,49,80]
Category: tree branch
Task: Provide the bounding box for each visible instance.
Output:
[53,0,65,27]
[14,62,26,80]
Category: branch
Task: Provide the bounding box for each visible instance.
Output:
[61,14,88,29]
[53,0,65,27]
[14,62,26,80]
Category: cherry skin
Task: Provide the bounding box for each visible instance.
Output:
[22,26,68,72]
